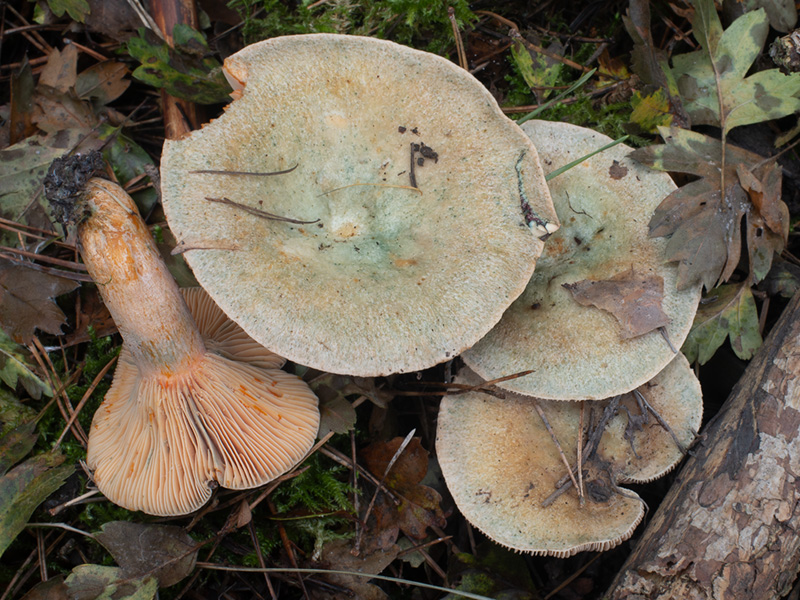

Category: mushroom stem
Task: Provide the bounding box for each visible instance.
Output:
[79,178,204,377]
[79,177,319,515]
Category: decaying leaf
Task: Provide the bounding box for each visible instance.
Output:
[0,330,52,399]
[95,521,198,587]
[64,565,157,600]
[0,451,73,559]
[622,0,689,128]
[444,542,537,600]
[629,89,674,133]
[631,126,788,290]
[314,539,400,600]
[0,129,89,243]
[762,258,800,298]
[126,25,231,104]
[682,282,762,364]
[668,0,800,134]
[45,0,91,23]
[563,268,669,339]
[510,37,564,103]
[360,437,445,553]
[0,259,79,344]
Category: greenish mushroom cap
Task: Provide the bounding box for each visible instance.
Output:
[463,120,701,400]
[161,34,558,377]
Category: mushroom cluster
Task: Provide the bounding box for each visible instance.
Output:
[160,33,558,377]
[79,178,319,516]
[437,120,704,555]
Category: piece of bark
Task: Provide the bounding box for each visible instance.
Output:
[605,292,800,600]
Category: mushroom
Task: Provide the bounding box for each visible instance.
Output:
[435,354,702,557]
[79,177,319,516]
[160,34,558,377]
[462,120,702,400]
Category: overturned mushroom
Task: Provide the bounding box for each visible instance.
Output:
[463,120,701,400]
[436,355,702,557]
[161,34,558,377]
[79,178,319,516]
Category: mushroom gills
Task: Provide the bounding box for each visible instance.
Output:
[81,178,319,516]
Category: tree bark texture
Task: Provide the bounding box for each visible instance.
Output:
[605,292,800,600]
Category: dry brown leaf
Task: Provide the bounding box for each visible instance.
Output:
[632,127,788,289]
[360,437,445,553]
[563,268,669,339]
[39,45,79,93]
[0,259,79,343]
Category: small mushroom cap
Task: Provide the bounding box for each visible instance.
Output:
[87,288,319,516]
[462,120,702,400]
[436,355,701,557]
[161,34,557,377]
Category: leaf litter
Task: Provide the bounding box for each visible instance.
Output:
[3,0,800,598]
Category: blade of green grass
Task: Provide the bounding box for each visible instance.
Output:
[545,135,630,181]
[517,68,597,124]
[198,563,498,600]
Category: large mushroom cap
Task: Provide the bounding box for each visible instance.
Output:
[462,120,701,400]
[87,288,319,516]
[161,34,557,377]
[436,354,702,557]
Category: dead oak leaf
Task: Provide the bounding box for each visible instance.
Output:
[360,437,445,553]
[631,126,787,290]
[0,259,79,343]
[563,268,669,338]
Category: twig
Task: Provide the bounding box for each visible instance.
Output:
[448,7,468,70]
[533,400,581,501]
[54,354,118,449]
[204,197,319,225]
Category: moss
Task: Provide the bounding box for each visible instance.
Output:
[228,0,475,55]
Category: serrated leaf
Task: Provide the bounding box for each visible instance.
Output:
[0,451,73,559]
[632,126,787,289]
[682,282,762,364]
[319,396,357,438]
[668,1,800,133]
[0,258,79,344]
[65,565,157,600]
[630,89,674,133]
[0,329,52,399]
[127,26,231,104]
[45,0,90,22]
[95,522,197,587]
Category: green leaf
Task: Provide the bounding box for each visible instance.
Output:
[682,282,762,364]
[65,565,157,600]
[0,421,38,476]
[99,125,158,215]
[0,451,73,559]
[45,0,90,22]
[667,1,800,133]
[0,329,52,399]
[126,26,231,104]
[510,40,563,101]
[0,389,37,438]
